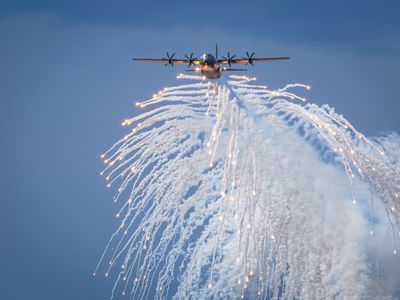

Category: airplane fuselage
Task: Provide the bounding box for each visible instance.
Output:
[198,53,222,79]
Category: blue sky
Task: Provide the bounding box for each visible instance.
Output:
[1,1,399,299]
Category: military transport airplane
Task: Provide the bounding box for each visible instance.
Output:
[131,44,289,80]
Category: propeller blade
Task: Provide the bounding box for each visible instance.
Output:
[184,53,197,67]
[164,52,176,66]
[222,52,237,67]
[245,51,255,65]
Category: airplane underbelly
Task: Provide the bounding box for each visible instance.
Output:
[201,66,222,79]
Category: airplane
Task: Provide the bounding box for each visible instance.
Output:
[131,44,289,80]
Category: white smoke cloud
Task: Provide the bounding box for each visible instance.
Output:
[97,77,400,299]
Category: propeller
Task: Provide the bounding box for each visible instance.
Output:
[184,53,197,67]
[245,51,255,66]
[222,52,236,67]
[164,52,175,66]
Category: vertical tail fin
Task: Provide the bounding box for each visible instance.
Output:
[215,43,218,59]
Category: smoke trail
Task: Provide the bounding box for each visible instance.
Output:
[95,76,400,299]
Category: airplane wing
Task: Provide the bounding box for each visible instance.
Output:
[218,57,290,65]
[131,58,200,65]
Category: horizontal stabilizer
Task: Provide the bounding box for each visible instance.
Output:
[223,68,248,71]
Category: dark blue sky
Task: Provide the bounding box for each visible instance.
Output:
[1,1,399,299]
[1,0,399,47]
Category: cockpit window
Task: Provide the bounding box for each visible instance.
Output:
[200,53,216,66]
